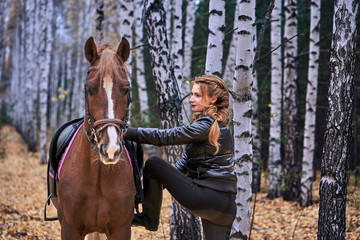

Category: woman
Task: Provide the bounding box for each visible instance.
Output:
[125,75,236,240]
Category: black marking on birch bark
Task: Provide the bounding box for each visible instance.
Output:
[235,65,249,71]
[240,131,251,138]
[219,25,226,32]
[240,154,252,163]
[211,71,222,77]
[209,9,223,16]
[208,29,215,35]
[239,30,251,35]
[238,15,252,21]
[239,170,250,176]
[243,109,252,118]
[209,43,217,49]
[237,186,246,192]
[232,89,252,102]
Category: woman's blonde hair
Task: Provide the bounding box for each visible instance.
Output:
[191,75,230,154]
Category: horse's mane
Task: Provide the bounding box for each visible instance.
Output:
[96,43,129,85]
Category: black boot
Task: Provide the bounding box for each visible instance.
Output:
[132,176,163,231]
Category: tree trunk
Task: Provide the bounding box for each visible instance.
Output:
[205,0,225,76]
[282,0,300,201]
[170,0,183,87]
[134,0,149,123]
[181,0,197,125]
[24,0,37,151]
[252,27,261,193]
[95,0,104,45]
[170,0,185,121]
[300,0,321,207]
[0,0,8,83]
[39,0,53,164]
[119,0,134,76]
[230,0,255,238]
[144,1,201,239]
[268,0,283,198]
[317,0,358,239]
[164,0,172,49]
[8,2,23,130]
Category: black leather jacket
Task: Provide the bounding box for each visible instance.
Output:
[126,116,236,193]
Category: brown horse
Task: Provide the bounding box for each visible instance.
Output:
[51,37,135,240]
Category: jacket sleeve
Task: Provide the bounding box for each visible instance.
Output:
[125,116,214,146]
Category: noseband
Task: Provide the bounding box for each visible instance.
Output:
[83,66,131,150]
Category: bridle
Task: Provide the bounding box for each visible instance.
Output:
[83,65,131,150]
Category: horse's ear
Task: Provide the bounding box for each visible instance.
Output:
[117,37,130,63]
[84,37,98,65]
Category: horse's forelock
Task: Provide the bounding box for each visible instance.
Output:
[96,47,128,84]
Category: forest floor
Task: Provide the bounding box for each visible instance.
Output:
[0,124,359,240]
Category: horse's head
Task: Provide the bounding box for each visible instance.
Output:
[83,37,131,165]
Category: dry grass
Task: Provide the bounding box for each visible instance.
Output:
[0,124,359,239]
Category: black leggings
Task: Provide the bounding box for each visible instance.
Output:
[144,156,236,240]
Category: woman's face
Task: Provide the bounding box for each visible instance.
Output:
[189,83,216,112]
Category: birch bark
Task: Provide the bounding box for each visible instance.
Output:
[119,0,134,77]
[182,0,197,125]
[134,0,149,122]
[283,0,300,201]
[318,1,358,239]
[39,0,53,164]
[24,0,37,151]
[268,0,283,198]
[95,0,104,44]
[300,0,321,207]
[205,0,225,76]
[170,0,183,90]
[252,30,261,193]
[230,0,255,238]
[222,4,238,87]
[0,0,8,82]
[145,1,201,239]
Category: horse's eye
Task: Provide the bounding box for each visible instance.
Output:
[87,87,96,96]
[122,88,129,95]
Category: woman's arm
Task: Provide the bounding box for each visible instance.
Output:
[125,116,214,146]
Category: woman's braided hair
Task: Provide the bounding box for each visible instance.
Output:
[191,75,230,154]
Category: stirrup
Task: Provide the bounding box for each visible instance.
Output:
[44,193,58,221]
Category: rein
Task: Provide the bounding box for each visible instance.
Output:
[83,66,131,150]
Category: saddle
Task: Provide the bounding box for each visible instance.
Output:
[45,118,144,221]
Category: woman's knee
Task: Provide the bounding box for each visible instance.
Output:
[144,156,165,178]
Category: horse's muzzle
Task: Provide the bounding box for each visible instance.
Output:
[99,143,123,164]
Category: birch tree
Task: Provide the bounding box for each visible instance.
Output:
[144,1,201,239]
[222,2,238,88]
[268,0,283,198]
[282,0,300,201]
[71,1,86,119]
[300,0,321,207]
[134,0,149,122]
[39,0,53,164]
[231,0,255,238]
[24,0,38,151]
[170,0,183,100]
[0,0,9,82]
[95,0,104,44]
[170,0,186,125]
[183,0,196,82]
[252,31,261,193]
[182,0,197,125]
[318,0,358,239]
[164,0,172,49]
[205,0,225,76]
[119,0,134,76]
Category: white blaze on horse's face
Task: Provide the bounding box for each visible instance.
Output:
[102,74,121,164]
